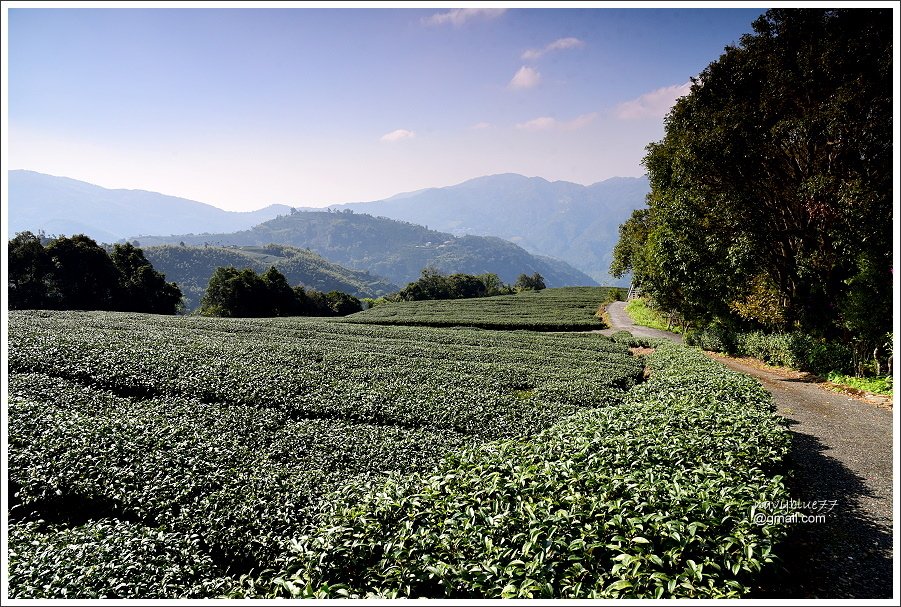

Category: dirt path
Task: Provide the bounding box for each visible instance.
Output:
[604,301,895,598]
[599,301,684,343]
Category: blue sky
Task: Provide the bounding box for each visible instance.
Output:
[6,6,766,211]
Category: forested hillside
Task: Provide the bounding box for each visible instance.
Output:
[143,243,398,311]
[331,174,649,285]
[134,211,597,288]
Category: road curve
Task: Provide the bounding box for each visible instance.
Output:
[599,300,684,343]
[603,299,894,598]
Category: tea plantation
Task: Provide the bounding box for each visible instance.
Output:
[7,310,790,598]
[344,286,617,330]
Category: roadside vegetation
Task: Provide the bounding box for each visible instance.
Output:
[624,296,893,396]
[824,372,892,397]
[624,298,683,334]
[611,10,891,384]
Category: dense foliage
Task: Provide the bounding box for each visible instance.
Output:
[8,520,232,599]
[143,243,398,311]
[8,311,642,598]
[396,268,511,301]
[345,287,621,330]
[199,265,362,317]
[241,344,791,599]
[685,327,858,375]
[611,9,892,367]
[8,232,182,313]
[515,272,547,291]
[8,312,790,598]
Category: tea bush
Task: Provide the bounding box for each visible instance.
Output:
[243,344,791,599]
[7,520,232,599]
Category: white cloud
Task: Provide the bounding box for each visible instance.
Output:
[521,37,584,60]
[423,8,507,27]
[470,122,493,130]
[564,112,597,130]
[509,66,541,90]
[515,113,597,131]
[615,82,692,120]
[516,116,557,131]
[380,129,416,142]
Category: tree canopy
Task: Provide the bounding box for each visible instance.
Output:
[515,272,546,292]
[612,9,891,348]
[8,232,183,314]
[396,268,512,302]
[200,265,362,317]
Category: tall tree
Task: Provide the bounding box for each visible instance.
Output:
[110,243,183,314]
[261,265,300,316]
[45,235,121,310]
[201,267,269,317]
[615,9,891,340]
[515,272,546,292]
[8,231,53,309]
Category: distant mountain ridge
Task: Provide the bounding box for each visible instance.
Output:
[134,211,597,288]
[8,170,647,285]
[7,170,292,242]
[331,173,649,284]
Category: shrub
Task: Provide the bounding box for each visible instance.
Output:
[610,330,634,344]
[729,331,852,375]
[7,520,231,599]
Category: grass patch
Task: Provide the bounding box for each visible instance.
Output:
[826,372,893,396]
[624,299,682,333]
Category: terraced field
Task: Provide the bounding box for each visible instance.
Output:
[7,310,641,598]
[344,286,622,330]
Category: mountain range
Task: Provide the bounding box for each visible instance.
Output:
[331,173,649,284]
[8,170,292,243]
[7,170,647,287]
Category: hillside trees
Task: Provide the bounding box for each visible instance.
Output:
[45,234,122,310]
[8,232,182,314]
[516,272,546,292]
[110,243,183,314]
[8,231,54,309]
[397,269,514,301]
[200,266,362,317]
[612,9,891,350]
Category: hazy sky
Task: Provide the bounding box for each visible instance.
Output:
[6,5,766,211]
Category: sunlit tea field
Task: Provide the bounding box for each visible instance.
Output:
[7,310,789,599]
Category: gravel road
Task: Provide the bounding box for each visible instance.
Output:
[603,301,895,599]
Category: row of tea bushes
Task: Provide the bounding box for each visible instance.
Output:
[7,311,642,597]
[244,344,791,599]
[344,286,613,330]
[9,312,641,440]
